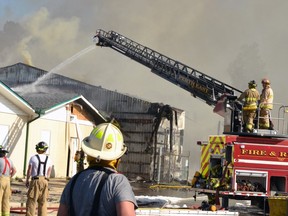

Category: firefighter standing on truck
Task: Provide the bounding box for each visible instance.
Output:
[25,141,53,216]
[237,80,260,133]
[259,78,274,129]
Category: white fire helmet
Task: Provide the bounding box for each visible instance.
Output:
[82,123,127,160]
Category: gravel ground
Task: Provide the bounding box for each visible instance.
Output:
[10,178,67,215]
[9,178,267,216]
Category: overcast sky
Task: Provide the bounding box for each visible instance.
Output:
[1,0,288,176]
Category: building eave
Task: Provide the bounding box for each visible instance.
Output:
[0,81,36,115]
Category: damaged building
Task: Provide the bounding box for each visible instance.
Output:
[0,63,187,183]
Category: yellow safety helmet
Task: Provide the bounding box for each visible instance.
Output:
[248,80,257,88]
[261,78,270,85]
[35,141,48,151]
[82,123,127,161]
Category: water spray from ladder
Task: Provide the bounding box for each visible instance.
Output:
[19,45,95,96]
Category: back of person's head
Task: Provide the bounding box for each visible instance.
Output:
[35,141,48,153]
[0,145,8,158]
[248,80,257,89]
[82,123,127,162]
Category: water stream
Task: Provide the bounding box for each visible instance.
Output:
[48,45,95,75]
[18,45,95,96]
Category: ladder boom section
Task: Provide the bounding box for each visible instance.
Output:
[94,29,242,106]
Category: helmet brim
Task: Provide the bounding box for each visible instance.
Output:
[0,150,9,153]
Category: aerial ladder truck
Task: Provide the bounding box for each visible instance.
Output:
[93,29,288,210]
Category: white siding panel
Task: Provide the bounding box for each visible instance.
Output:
[0,95,27,115]
[41,107,67,122]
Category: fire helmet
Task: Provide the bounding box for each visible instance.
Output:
[35,141,48,151]
[248,80,257,88]
[0,145,9,153]
[262,78,270,85]
[82,123,127,161]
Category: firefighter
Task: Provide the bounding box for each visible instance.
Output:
[237,80,260,132]
[0,146,16,215]
[58,123,138,216]
[259,78,274,129]
[74,149,85,173]
[25,141,53,216]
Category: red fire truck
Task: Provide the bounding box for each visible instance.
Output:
[194,123,288,209]
[93,29,288,209]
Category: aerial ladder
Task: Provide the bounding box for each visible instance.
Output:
[93,29,244,133]
[93,29,288,136]
[94,30,241,105]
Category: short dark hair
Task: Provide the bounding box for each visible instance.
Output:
[0,152,6,158]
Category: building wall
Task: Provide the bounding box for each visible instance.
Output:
[0,95,96,178]
[27,107,94,178]
[113,108,185,182]
[0,94,30,177]
[0,112,28,178]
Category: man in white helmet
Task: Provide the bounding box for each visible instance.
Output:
[58,123,138,216]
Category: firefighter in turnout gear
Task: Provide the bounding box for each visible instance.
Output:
[25,142,53,216]
[237,80,260,132]
[0,146,16,216]
[74,149,85,173]
[259,78,274,129]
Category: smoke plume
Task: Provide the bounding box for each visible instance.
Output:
[1,0,288,177]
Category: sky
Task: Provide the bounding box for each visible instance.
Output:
[1,0,288,178]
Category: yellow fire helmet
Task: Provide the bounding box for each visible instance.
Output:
[82,123,127,161]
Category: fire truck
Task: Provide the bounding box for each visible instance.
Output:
[93,29,288,209]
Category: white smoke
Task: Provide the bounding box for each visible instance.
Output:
[1,0,288,178]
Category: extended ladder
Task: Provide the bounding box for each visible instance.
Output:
[94,29,242,106]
